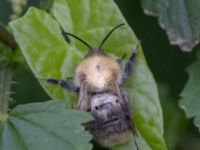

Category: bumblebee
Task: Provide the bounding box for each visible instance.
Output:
[46,24,140,150]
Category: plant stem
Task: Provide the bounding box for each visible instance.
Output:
[0,25,17,50]
[0,66,13,122]
[0,24,17,124]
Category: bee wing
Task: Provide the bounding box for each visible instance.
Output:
[76,81,90,111]
[114,81,139,150]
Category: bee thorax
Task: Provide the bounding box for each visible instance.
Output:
[75,54,122,90]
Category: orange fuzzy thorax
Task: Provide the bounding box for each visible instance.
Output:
[75,54,121,90]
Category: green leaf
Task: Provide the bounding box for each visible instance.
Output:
[141,0,200,52]
[124,51,166,150]
[0,100,93,150]
[159,84,187,150]
[179,51,200,131]
[9,7,79,106]
[9,0,167,149]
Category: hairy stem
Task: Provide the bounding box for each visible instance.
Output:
[0,66,13,122]
[0,25,17,50]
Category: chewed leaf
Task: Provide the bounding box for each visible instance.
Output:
[9,0,167,149]
[179,51,200,132]
[142,0,200,52]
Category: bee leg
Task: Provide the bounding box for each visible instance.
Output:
[114,81,139,149]
[124,42,141,78]
[76,80,90,111]
[123,93,139,150]
[114,81,139,147]
[46,78,75,91]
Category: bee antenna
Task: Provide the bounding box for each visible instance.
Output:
[98,23,125,49]
[62,32,93,51]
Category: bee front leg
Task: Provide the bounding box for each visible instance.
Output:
[124,42,141,79]
[46,78,76,91]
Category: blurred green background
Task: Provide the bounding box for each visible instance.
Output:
[0,0,200,149]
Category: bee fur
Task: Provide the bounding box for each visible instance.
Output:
[75,54,123,93]
[45,24,140,150]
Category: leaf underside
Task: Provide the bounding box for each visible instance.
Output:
[9,0,167,149]
[142,0,200,52]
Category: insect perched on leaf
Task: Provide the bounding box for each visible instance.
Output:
[45,23,140,150]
